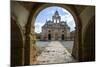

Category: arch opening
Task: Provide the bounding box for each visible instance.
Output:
[31,6,79,64]
[62,34,64,40]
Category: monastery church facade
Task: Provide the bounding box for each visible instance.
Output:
[40,11,71,40]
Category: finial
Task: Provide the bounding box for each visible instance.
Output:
[55,10,59,15]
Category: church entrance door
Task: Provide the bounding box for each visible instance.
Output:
[62,34,64,40]
[48,34,51,40]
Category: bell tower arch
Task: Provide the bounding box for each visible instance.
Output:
[52,11,61,23]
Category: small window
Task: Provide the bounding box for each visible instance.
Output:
[57,20,59,23]
[48,30,51,32]
[62,31,64,32]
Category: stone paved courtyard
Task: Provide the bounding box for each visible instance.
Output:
[35,41,76,64]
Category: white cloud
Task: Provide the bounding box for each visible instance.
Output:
[60,12,75,31]
[51,10,55,14]
[61,14,74,22]
[61,8,69,13]
[47,10,55,15]
[61,15,68,21]
[35,22,45,33]
[47,18,51,21]
[35,22,44,26]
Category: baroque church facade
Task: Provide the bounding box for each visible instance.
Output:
[40,11,71,40]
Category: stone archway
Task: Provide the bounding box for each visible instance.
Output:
[25,3,82,64]
[11,17,24,66]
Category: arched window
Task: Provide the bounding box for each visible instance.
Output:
[54,19,56,23]
[57,19,59,23]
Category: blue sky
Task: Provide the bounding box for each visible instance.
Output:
[35,6,76,33]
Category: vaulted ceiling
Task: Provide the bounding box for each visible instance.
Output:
[15,1,88,15]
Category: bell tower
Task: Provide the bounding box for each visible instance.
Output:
[52,11,61,23]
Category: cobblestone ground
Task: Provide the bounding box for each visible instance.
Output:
[36,41,76,64]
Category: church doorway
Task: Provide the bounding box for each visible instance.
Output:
[34,6,77,64]
[61,34,64,40]
[48,34,51,40]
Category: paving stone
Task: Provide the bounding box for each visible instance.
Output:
[36,41,76,64]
